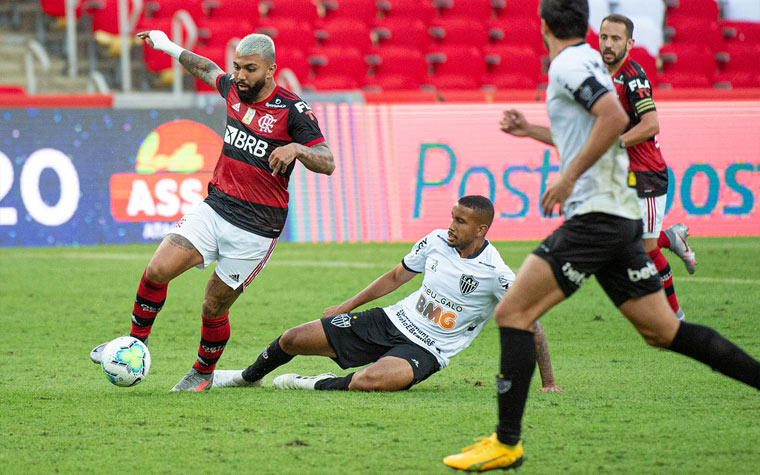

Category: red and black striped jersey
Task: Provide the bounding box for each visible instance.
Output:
[205,73,325,237]
[612,56,668,196]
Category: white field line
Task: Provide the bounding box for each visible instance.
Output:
[8,252,760,284]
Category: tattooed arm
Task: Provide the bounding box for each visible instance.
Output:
[533,321,565,392]
[178,50,224,89]
[268,142,335,176]
[136,31,223,89]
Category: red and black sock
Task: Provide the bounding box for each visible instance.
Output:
[658,230,671,249]
[130,270,168,342]
[648,248,680,314]
[495,326,536,446]
[193,312,230,374]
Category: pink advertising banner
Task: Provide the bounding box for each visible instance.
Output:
[286,101,760,242]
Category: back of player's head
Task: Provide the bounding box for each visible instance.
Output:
[601,14,634,40]
[540,0,589,40]
[458,195,494,228]
[237,33,276,63]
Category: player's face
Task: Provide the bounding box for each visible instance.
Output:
[233,53,276,103]
[447,204,484,250]
[599,21,633,67]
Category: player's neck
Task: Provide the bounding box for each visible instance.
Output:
[547,37,584,61]
[457,239,486,259]
[253,79,277,103]
[606,54,629,75]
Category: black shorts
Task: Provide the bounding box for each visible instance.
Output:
[532,212,662,306]
[320,308,441,387]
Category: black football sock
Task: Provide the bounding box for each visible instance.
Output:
[496,326,537,446]
[314,373,354,391]
[241,337,294,382]
[668,321,760,389]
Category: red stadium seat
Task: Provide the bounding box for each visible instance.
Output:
[198,18,253,47]
[321,0,378,22]
[483,44,541,89]
[586,27,599,51]
[659,42,717,79]
[666,16,723,51]
[204,0,260,23]
[276,48,310,85]
[315,18,373,52]
[435,0,495,20]
[502,0,540,17]
[371,16,430,49]
[40,0,84,18]
[716,42,760,72]
[260,0,319,24]
[308,46,368,90]
[366,46,428,90]
[666,0,719,21]
[376,0,437,21]
[720,20,760,43]
[429,17,489,49]
[427,45,486,88]
[145,0,205,22]
[656,71,713,88]
[257,19,316,52]
[488,16,544,54]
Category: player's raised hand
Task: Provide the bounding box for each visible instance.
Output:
[136,30,156,48]
[500,109,530,137]
[268,143,297,176]
[323,303,352,317]
[541,175,575,217]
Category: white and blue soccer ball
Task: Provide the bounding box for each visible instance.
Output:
[100,336,151,387]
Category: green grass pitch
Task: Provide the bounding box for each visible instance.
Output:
[1,237,758,474]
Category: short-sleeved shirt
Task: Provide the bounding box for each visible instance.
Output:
[611,56,668,197]
[383,229,515,368]
[205,75,325,238]
[546,42,640,220]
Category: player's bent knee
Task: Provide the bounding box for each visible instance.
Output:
[640,332,672,348]
[279,328,299,353]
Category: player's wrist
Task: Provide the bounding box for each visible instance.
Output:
[148,30,185,59]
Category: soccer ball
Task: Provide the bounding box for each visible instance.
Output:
[100,336,151,387]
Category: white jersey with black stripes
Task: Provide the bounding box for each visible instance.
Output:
[546,42,640,221]
[383,229,515,368]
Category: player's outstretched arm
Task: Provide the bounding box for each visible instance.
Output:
[500,109,554,145]
[533,321,564,393]
[136,30,223,89]
[269,142,335,176]
[323,264,417,317]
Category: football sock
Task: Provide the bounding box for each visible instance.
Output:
[668,321,760,389]
[496,326,537,446]
[314,373,354,391]
[657,230,671,249]
[130,270,168,341]
[193,312,230,374]
[648,248,680,314]
[241,336,294,383]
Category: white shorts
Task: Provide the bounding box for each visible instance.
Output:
[638,194,666,239]
[171,202,277,291]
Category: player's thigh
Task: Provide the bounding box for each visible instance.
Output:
[166,202,221,275]
[351,353,427,392]
[618,291,680,347]
[638,195,666,240]
[147,233,205,283]
[320,310,391,369]
[280,320,336,357]
[495,254,566,329]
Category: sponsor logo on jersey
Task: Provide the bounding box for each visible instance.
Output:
[265,98,288,109]
[258,113,277,133]
[224,125,269,158]
[417,287,460,330]
[628,78,650,91]
[295,101,316,121]
[414,237,428,254]
[232,102,241,112]
[562,262,588,287]
[330,314,351,328]
[627,261,658,282]
[459,274,480,295]
[242,107,256,125]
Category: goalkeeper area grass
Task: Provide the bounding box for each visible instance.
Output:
[1,237,758,474]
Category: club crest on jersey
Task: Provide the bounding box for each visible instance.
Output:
[258,113,277,133]
[242,107,256,125]
[330,314,351,328]
[459,274,480,295]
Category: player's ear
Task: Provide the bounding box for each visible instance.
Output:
[268,62,277,79]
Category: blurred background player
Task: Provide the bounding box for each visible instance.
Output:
[89,30,335,391]
[213,196,563,393]
[445,0,760,471]
[599,13,696,320]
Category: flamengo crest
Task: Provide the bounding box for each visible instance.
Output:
[459,274,479,295]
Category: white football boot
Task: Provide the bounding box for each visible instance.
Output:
[213,370,263,388]
[664,224,696,274]
[272,372,337,390]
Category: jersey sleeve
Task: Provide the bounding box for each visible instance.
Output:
[287,99,326,146]
[493,265,516,302]
[401,232,435,273]
[625,68,656,119]
[555,56,612,112]
[216,73,234,99]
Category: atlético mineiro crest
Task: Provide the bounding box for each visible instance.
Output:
[330,314,351,328]
[459,274,479,295]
